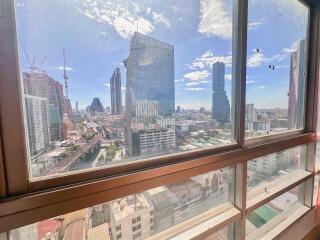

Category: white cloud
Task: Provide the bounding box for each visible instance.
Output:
[247,50,287,68]
[249,0,308,28]
[188,50,232,70]
[152,12,170,27]
[186,81,209,86]
[225,74,232,81]
[121,87,126,91]
[175,78,185,83]
[185,87,206,92]
[257,85,266,89]
[16,3,25,7]
[184,70,210,81]
[247,52,265,68]
[57,66,73,71]
[283,41,299,54]
[248,21,264,30]
[72,0,170,39]
[198,0,232,39]
[246,80,255,84]
[104,83,111,88]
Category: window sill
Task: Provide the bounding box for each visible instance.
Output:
[247,170,312,212]
[147,202,240,240]
[246,203,310,240]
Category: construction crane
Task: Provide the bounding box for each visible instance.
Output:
[63,48,69,98]
[20,40,47,72]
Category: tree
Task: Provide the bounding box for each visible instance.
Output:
[106,144,117,160]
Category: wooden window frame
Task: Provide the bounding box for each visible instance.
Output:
[0,0,319,239]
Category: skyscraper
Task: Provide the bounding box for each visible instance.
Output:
[75,101,79,112]
[90,97,104,116]
[288,39,307,129]
[124,32,175,116]
[124,32,175,156]
[212,62,230,124]
[24,94,49,156]
[110,68,122,115]
[23,71,65,143]
[246,104,255,131]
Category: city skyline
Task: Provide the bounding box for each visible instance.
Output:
[15,0,308,110]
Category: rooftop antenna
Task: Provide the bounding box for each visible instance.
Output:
[63,48,69,98]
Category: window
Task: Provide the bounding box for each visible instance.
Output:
[0,0,317,239]
[245,0,309,138]
[15,0,236,179]
[246,183,309,240]
[132,216,141,225]
[203,224,234,240]
[133,231,141,240]
[7,166,235,240]
[116,224,121,231]
[247,145,309,209]
[313,174,319,207]
[132,224,141,232]
[117,233,122,240]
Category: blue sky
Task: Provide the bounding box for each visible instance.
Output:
[15,0,309,110]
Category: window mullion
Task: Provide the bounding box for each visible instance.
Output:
[234,162,247,240]
[0,0,28,195]
[0,133,7,198]
[305,1,320,132]
[232,0,248,147]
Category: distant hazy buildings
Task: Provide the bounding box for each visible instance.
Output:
[212,62,230,125]
[124,32,175,116]
[90,98,104,116]
[288,39,307,129]
[110,68,122,115]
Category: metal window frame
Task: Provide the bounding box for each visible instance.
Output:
[0,0,319,239]
[0,0,247,194]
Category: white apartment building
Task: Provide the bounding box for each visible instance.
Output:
[139,128,175,154]
[109,194,154,240]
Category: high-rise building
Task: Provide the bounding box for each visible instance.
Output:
[75,101,79,112]
[110,67,122,115]
[23,71,66,143]
[212,62,230,124]
[124,32,175,156]
[133,100,159,118]
[246,104,255,131]
[90,98,104,116]
[288,39,307,129]
[124,32,175,116]
[24,94,49,156]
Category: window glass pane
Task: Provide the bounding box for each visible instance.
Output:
[204,224,234,240]
[245,0,309,138]
[9,167,235,239]
[316,142,320,173]
[246,183,307,239]
[15,0,236,178]
[313,175,319,207]
[247,145,307,202]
